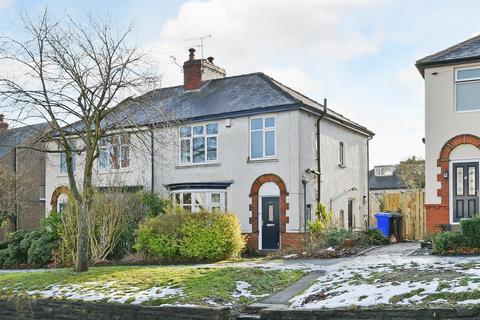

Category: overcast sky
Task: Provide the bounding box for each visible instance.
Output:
[1,0,480,167]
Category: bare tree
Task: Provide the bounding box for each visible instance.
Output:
[0,10,168,272]
[396,156,425,191]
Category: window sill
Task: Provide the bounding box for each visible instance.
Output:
[175,162,221,169]
[57,172,76,177]
[247,157,279,164]
[97,168,133,174]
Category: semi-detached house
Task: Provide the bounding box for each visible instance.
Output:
[417,34,480,233]
[45,49,374,251]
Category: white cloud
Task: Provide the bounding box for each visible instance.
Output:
[395,65,424,98]
[150,0,384,86]
[0,0,11,12]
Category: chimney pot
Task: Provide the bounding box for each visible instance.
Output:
[188,48,196,60]
[0,114,8,133]
[207,56,214,63]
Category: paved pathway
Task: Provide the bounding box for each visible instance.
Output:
[360,241,421,256]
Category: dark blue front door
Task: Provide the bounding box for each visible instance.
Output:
[453,162,479,222]
[262,197,280,249]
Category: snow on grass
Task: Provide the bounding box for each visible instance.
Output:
[25,281,183,305]
[232,281,269,299]
[291,259,480,309]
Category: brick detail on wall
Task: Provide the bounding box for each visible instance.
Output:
[248,174,303,251]
[427,134,480,233]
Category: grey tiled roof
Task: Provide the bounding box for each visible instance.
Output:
[0,123,49,159]
[63,72,373,136]
[416,34,480,76]
[368,169,402,191]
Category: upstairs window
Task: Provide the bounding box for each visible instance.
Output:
[339,142,345,166]
[250,116,276,159]
[456,67,480,112]
[179,123,218,164]
[98,134,130,171]
[59,141,76,174]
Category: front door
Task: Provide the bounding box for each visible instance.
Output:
[453,162,479,222]
[261,197,280,249]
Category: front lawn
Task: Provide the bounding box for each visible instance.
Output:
[0,265,304,307]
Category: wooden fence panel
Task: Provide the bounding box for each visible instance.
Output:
[381,191,426,240]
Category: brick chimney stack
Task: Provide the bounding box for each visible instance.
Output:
[0,114,8,133]
[183,48,226,91]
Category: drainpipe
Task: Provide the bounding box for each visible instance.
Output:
[316,99,327,205]
[150,127,155,193]
[302,177,308,250]
[13,146,18,232]
[367,136,372,227]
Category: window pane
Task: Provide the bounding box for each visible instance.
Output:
[456,82,480,111]
[183,193,192,204]
[193,126,204,135]
[60,153,67,173]
[207,137,217,161]
[206,123,218,134]
[211,193,221,204]
[469,166,476,196]
[121,145,130,168]
[99,148,109,170]
[251,131,263,158]
[457,167,464,196]
[265,117,275,128]
[265,130,275,156]
[111,144,120,169]
[193,137,205,163]
[251,118,263,130]
[175,193,181,205]
[180,139,191,163]
[183,205,192,212]
[180,126,191,138]
[458,68,480,80]
[195,193,207,211]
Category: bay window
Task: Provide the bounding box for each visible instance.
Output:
[173,191,226,212]
[250,116,276,159]
[456,67,480,112]
[98,134,130,171]
[179,123,218,164]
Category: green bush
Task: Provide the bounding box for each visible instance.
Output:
[432,231,468,255]
[460,216,480,246]
[323,228,353,247]
[355,228,389,246]
[0,230,29,267]
[137,191,170,218]
[135,210,245,261]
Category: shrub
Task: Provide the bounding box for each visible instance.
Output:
[460,216,480,246]
[135,210,245,261]
[355,228,388,246]
[307,203,333,241]
[323,228,353,247]
[432,231,468,255]
[0,230,29,267]
[137,191,170,218]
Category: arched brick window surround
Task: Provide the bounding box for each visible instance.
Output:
[436,134,480,206]
[50,185,71,213]
[249,174,289,237]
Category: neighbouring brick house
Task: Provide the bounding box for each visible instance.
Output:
[416,34,480,233]
[45,49,373,251]
[0,115,49,241]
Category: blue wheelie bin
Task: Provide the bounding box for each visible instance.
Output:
[374,212,391,238]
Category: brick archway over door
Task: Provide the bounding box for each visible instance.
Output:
[246,174,304,251]
[426,134,480,233]
[50,185,71,213]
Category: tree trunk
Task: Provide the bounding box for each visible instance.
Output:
[75,201,89,272]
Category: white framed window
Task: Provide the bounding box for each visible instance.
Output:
[339,142,345,166]
[172,190,226,212]
[179,123,218,164]
[456,66,480,112]
[250,116,276,159]
[59,141,76,173]
[98,134,130,171]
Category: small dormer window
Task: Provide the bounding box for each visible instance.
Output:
[456,67,480,112]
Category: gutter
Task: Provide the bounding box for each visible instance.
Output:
[316,99,327,205]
